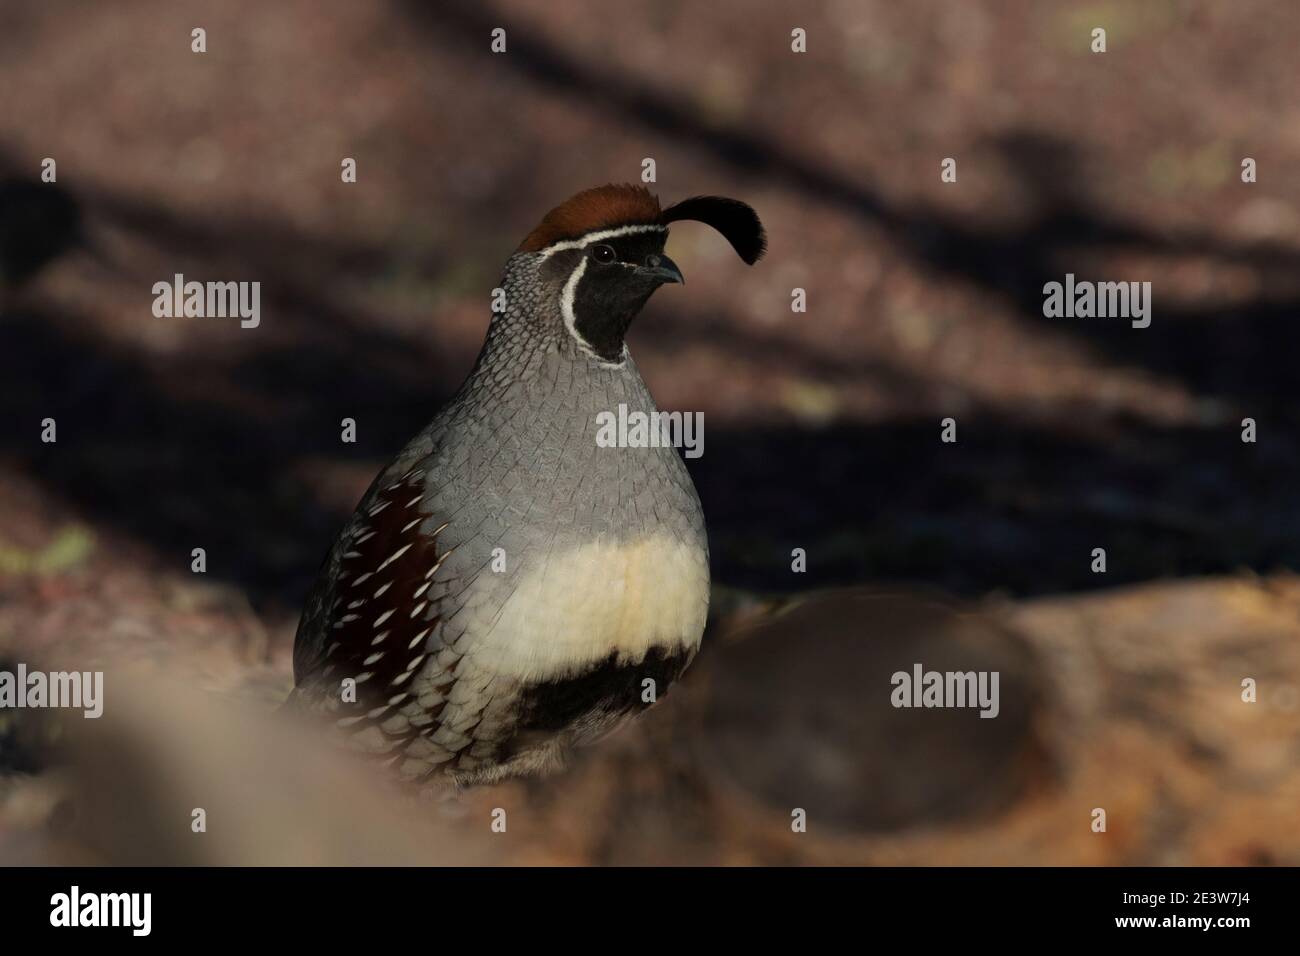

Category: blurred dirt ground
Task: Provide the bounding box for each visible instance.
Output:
[2,577,1297,865]
[1,0,1298,864]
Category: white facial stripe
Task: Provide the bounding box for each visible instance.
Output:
[538,224,667,259]
[560,255,588,342]
[559,256,628,367]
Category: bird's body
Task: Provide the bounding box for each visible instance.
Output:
[291,184,764,786]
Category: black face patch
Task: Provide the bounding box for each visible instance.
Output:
[570,232,672,362]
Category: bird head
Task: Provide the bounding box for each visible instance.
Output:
[515,184,765,364]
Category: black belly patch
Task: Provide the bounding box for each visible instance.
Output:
[514,644,694,735]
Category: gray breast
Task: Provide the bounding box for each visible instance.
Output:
[292,332,709,785]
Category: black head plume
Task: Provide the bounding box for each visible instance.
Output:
[661,196,766,265]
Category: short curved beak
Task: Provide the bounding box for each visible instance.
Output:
[638,253,684,286]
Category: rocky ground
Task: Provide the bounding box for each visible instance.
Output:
[2,569,1297,865]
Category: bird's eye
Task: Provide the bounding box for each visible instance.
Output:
[590,244,617,263]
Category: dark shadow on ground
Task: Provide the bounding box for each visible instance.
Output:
[4,288,1293,609]
[696,418,1296,597]
[0,177,81,289]
[404,1,1300,413]
[2,17,1297,611]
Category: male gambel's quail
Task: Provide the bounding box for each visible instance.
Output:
[290,184,765,786]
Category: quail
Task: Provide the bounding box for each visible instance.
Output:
[289,184,765,786]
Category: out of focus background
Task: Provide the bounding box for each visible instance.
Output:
[1,0,1297,865]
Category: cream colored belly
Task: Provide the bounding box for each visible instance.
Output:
[462,533,709,682]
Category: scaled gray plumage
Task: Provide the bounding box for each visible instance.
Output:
[290,185,764,786]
